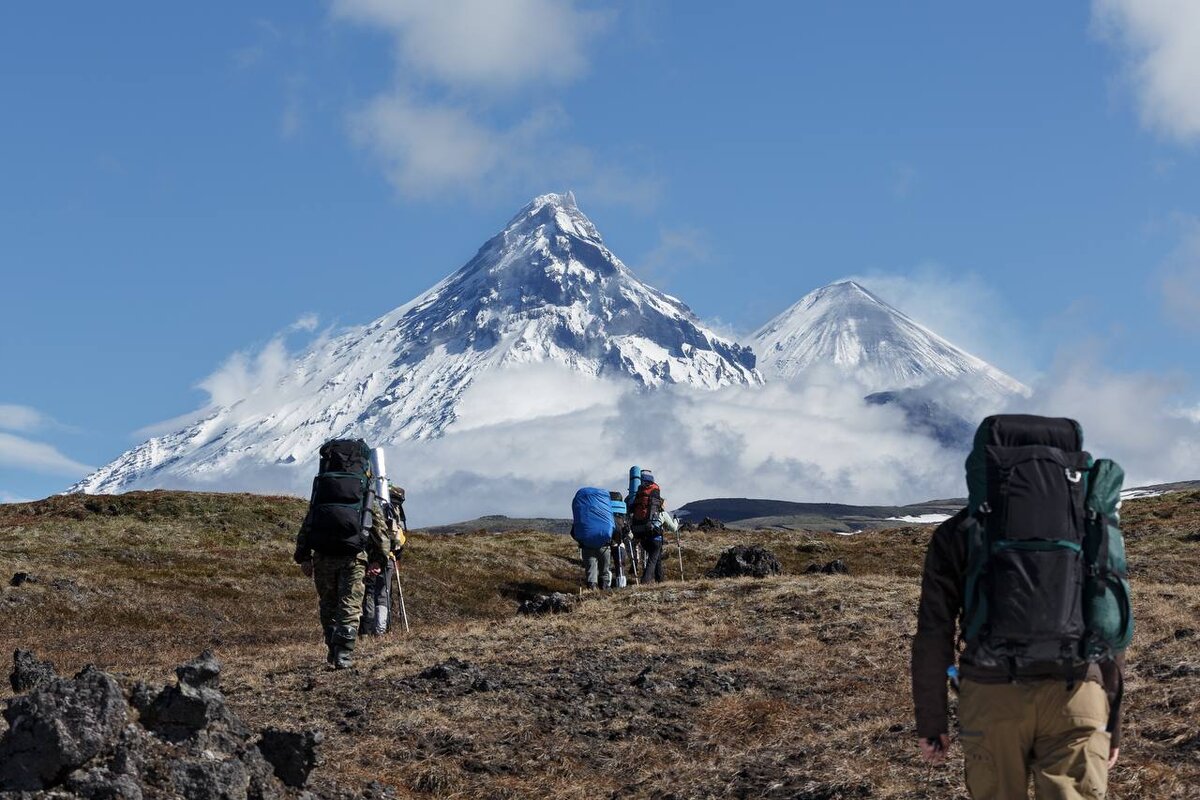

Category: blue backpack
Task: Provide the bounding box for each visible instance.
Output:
[571,487,615,549]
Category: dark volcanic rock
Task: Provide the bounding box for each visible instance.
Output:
[9,571,34,587]
[0,652,300,799]
[169,757,255,800]
[415,658,497,693]
[10,648,57,693]
[141,652,246,742]
[176,649,222,690]
[258,728,323,788]
[805,559,850,575]
[708,545,782,579]
[517,592,575,615]
[65,765,144,800]
[681,516,726,533]
[0,665,128,791]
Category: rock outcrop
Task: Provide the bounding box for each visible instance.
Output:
[707,545,782,579]
[0,650,322,798]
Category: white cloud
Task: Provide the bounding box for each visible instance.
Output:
[146,362,966,525]
[333,0,653,205]
[332,0,609,91]
[377,365,968,524]
[289,313,320,333]
[634,227,712,288]
[135,315,326,438]
[1018,351,1200,488]
[0,492,32,504]
[1093,0,1200,142]
[349,93,558,197]
[0,404,51,433]
[101,350,1200,525]
[0,432,93,477]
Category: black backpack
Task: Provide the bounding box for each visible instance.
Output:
[960,415,1133,674]
[306,439,373,556]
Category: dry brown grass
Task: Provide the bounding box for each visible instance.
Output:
[1,489,1198,798]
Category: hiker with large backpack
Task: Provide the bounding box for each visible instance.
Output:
[609,490,634,588]
[571,487,616,590]
[912,415,1131,799]
[293,438,389,669]
[628,469,674,583]
[361,484,407,637]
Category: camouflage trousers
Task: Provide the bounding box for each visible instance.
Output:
[312,554,366,631]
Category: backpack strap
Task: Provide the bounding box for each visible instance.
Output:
[961,513,990,644]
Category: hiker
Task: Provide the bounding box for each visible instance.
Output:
[609,490,633,588]
[361,485,407,636]
[629,469,670,583]
[912,415,1130,800]
[571,487,615,590]
[293,439,388,669]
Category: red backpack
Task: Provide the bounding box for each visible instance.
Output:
[630,481,662,525]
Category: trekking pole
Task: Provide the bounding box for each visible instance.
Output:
[629,540,640,585]
[394,567,410,633]
[675,527,685,582]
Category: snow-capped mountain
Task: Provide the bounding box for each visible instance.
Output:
[73,192,759,494]
[752,280,1027,396]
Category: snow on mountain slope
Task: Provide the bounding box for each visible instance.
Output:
[72,192,759,494]
[752,280,1028,397]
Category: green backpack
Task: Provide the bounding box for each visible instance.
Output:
[961,415,1133,671]
[1082,458,1134,659]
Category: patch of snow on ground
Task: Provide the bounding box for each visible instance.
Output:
[886,513,953,524]
[1120,489,1164,500]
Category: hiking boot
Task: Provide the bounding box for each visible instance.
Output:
[323,626,336,665]
[331,625,357,670]
[332,646,353,670]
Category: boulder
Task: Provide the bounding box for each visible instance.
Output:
[804,559,849,575]
[140,651,246,742]
[708,545,782,579]
[517,592,575,615]
[10,648,57,693]
[0,651,305,799]
[0,665,129,791]
[258,728,323,788]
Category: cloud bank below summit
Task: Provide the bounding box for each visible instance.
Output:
[129,347,1200,527]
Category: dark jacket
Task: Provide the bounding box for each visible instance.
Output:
[912,509,1125,747]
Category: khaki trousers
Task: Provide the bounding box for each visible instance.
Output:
[958,678,1110,800]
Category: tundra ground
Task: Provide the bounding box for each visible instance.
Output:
[2,490,1198,799]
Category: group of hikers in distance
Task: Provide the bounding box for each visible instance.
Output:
[568,466,683,590]
[289,413,1131,800]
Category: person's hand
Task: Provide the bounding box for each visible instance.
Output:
[299,561,313,578]
[919,735,950,766]
[1108,747,1119,768]
[366,562,382,577]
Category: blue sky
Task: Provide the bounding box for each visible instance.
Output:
[2,1,1198,501]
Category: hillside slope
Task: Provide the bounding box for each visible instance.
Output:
[2,490,1198,798]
